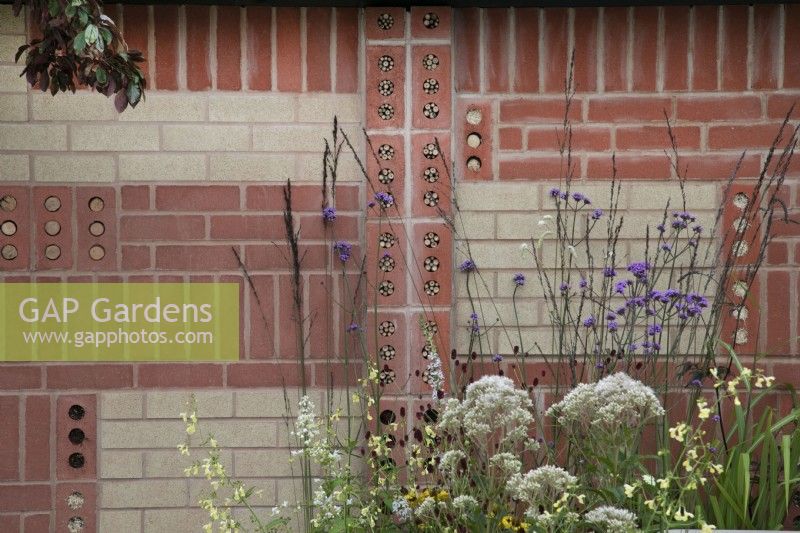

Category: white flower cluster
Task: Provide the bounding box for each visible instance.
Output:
[438,375,534,445]
[547,372,664,431]
[425,347,445,401]
[507,465,577,505]
[439,449,466,477]
[391,497,412,524]
[292,395,319,448]
[584,505,639,532]
[489,452,522,479]
[452,495,479,513]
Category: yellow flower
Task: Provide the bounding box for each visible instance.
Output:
[674,507,694,522]
[436,490,449,502]
[658,477,670,489]
[517,522,530,532]
[644,499,656,510]
[697,399,711,420]
[624,484,636,498]
[500,515,514,529]
[669,423,688,442]
[700,522,717,532]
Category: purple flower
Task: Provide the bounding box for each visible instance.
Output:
[693,225,703,233]
[606,312,617,321]
[579,277,588,289]
[549,187,561,199]
[375,191,394,207]
[367,201,376,208]
[628,343,639,352]
[614,279,632,294]
[709,446,718,453]
[616,305,627,316]
[591,208,603,220]
[596,361,605,369]
[571,192,585,203]
[492,353,503,363]
[559,282,570,294]
[664,288,681,299]
[470,312,478,320]
[469,312,480,333]
[603,267,617,278]
[661,243,672,252]
[346,322,362,332]
[513,273,526,286]
[627,261,650,281]
[690,378,702,387]
[322,206,337,222]
[647,324,662,336]
[333,241,353,263]
[583,316,596,328]
[712,415,721,422]
[656,223,666,233]
[459,259,476,272]
[607,321,618,332]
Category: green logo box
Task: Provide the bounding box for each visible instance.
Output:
[0,283,239,361]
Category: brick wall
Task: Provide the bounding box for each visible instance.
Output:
[0,4,799,532]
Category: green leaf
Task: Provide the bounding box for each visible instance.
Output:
[99,27,113,45]
[95,67,107,86]
[47,0,60,17]
[73,32,86,53]
[126,82,141,107]
[84,24,99,44]
[78,9,89,27]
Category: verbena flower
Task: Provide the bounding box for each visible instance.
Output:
[322,206,336,222]
[549,187,561,198]
[332,240,352,262]
[591,208,603,220]
[647,323,662,336]
[513,272,526,286]
[375,191,394,207]
[603,267,617,278]
[582,316,596,328]
[627,261,650,281]
[459,259,476,272]
[492,353,503,363]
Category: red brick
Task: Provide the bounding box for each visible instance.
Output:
[767,240,788,264]
[297,214,359,240]
[0,397,19,480]
[155,245,241,270]
[121,245,151,270]
[24,395,50,481]
[499,156,567,180]
[682,153,762,180]
[47,365,134,389]
[602,7,628,91]
[138,363,224,387]
[24,514,50,532]
[227,362,310,387]
[708,124,788,149]
[542,8,569,93]
[153,5,179,90]
[514,8,539,93]
[245,6,271,91]
[314,362,362,387]
[786,6,800,88]
[766,271,791,354]
[573,8,599,93]
[186,6,211,91]
[247,275,275,358]
[454,8,481,92]
[306,8,332,92]
[720,6,748,91]
[278,274,302,358]
[245,184,326,211]
[122,5,149,80]
[676,95,761,121]
[0,515,19,532]
[691,6,719,91]
[499,127,523,150]
[587,154,672,179]
[275,8,301,92]
[631,7,658,91]
[500,97,581,123]
[773,218,800,237]
[308,274,334,358]
[155,186,240,211]
[210,215,283,240]
[243,244,328,270]
[527,126,610,152]
[767,94,800,119]
[120,215,206,242]
[0,485,50,512]
[0,365,42,389]
[216,6,242,91]
[587,96,672,122]
[616,126,700,150]
[752,5,781,90]
[485,9,510,93]
[335,8,359,93]
[121,185,149,210]
[663,7,689,91]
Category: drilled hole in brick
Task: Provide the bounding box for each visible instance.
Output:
[45,244,61,260]
[378,254,395,272]
[378,79,394,96]
[423,191,440,207]
[68,428,86,445]
[0,195,17,212]
[378,320,396,336]
[732,240,748,257]
[422,78,439,95]
[377,55,394,72]
[44,195,62,212]
[1,220,16,236]
[422,102,440,119]
[1,244,18,260]
[67,516,85,533]
[734,328,749,345]
[423,12,440,28]
[423,408,439,423]
[377,13,394,30]
[44,220,61,236]
[379,409,397,425]
[424,280,441,296]
[466,156,482,172]
[731,306,749,320]
[423,232,440,248]
[88,197,105,212]
[732,217,749,233]
[422,344,434,358]
[89,245,105,261]
[66,491,84,510]
[423,167,439,183]
[89,221,105,236]
[377,144,395,160]
[733,192,748,209]
[68,404,85,420]
[378,232,396,248]
[424,256,440,272]
[377,103,395,120]
[378,280,395,296]
[467,132,482,148]
[466,108,483,125]
[379,344,396,361]
[421,53,439,70]
[378,168,394,185]
[425,320,438,334]
[68,452,85,469]
[422,143,439,159]
[731,280,748,299]
[379,366,396,385]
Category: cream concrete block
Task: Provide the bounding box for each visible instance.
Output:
[496,213,546,240]
[120,93,207,122]
[493,271,546,298]
[0,35,20,62]
[144,449,232,478]
[493,327,553,355]
[101,391,144,419]
[119,154,206,181]
[0,93,27,121]
[30,92,117,121]
[233,449,294,477]
[146,390,233,419]
[99,450,143,479]
[188,477,277,508]
[34,155,115,182]
[252,124,330,152]
[71,124,159,151]
[626,182,718,211]
[456,182,539,211]
[208,93,295,122]
[0,124,66,150]
[143,509,209,533]
[537,181,629,210]
[296,152,361,182]
[209,153,292,181]
[454,270,496,298]
[235,389,325,418]
[99,510,142,532]
[102,419,279,448]
[468,242,535,270]
[0,154,29,181]
[0,5,25,34]
[163,124,250,152]
[297,94,360,123]
[101,480,189,508]
[455,212,495,239]
[0,65,26,91]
